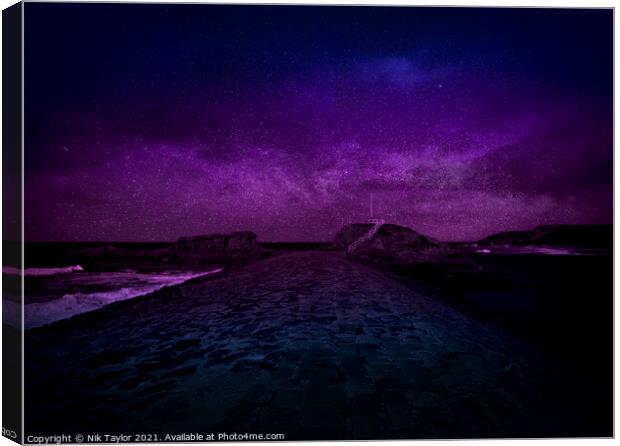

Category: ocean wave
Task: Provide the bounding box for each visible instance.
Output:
[5,268,223,329]
[475,246,597,256]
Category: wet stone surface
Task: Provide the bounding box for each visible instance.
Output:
[25,251,606,439]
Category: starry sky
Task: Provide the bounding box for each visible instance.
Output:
[24,4,612,242]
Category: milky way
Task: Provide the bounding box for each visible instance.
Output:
[24,5,612,242]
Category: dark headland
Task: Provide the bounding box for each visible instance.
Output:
[23,223,612,439]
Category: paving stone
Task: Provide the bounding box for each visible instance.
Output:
[25,251,599,438]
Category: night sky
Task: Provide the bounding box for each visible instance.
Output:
[24,4,613,242]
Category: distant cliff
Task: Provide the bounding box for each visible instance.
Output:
[478,224,612,248]
[77,231,261,266]
[172,231,260,263]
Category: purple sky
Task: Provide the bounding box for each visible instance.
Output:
[25,5,613,242]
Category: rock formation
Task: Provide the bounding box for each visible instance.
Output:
[479,224,612,248]
[79,245,129,257]
[172,231,260,264]
[76,232,262,266]
[334,224,374,250]
[335,223,462,266]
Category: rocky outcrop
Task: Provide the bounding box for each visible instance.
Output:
[476,230,532,246]
[172,231,260,264]
[73,232,262,266]
[79,245,129,257]
[335,223,462,266]
[479,224,612,248]
[334,224,374,250]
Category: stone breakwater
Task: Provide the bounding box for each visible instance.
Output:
[26,251,608,439]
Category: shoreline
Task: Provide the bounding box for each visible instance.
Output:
[17,267,224,330]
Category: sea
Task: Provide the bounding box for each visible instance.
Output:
[7,241,332,330]
[3,241,610,334]
[4,243,223,329]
